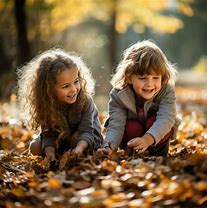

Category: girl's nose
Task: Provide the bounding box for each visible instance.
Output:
[70,84,76,93]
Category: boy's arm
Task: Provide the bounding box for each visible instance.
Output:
[146,85,177,145]
[104,90,128,150]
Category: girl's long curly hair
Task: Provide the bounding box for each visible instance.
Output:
[17,48,95,140]
[111,40,177,89]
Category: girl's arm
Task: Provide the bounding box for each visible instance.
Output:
[44,146,56,161]
[41,130,59,152]
[76,97,103,150]
[72,140,88,155]
[41,130,59,161]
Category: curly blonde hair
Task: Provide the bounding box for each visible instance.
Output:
[17,48,95,139]
[111,40,177,89]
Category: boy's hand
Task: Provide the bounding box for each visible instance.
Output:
[127,134,154,153]
[44,146,56,161]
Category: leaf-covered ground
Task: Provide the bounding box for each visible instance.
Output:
[0,86,207,208]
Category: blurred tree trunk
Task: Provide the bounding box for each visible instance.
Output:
[108,0,118,73]
[0,36,11,72]
[14,0,30,65]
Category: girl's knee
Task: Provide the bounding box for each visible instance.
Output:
[29,137,42,156]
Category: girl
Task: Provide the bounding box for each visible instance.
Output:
[97,40,181,156]
[17,48,103,161]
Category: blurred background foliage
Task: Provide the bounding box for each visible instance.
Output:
[0,0,206,111]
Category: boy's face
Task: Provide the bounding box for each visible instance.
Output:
[53,68,81,104]
[128,71,162,100]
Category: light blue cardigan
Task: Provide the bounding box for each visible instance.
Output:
[104,84,181,150]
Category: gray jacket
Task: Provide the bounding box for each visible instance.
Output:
[104,84,181,150]
[41,96,103,151]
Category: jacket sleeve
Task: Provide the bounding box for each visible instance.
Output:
[77,97,103,149]
[104,89,128,150]
[41,130,59,152]
[146,84,177,145]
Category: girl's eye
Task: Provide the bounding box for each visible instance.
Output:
[62,84,69,89]
[74,79,80,84]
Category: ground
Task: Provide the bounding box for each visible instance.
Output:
[0,85,207,208]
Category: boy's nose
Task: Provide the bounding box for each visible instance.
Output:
[146,79,153,86]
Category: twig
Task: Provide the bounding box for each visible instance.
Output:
[0,160,26,174]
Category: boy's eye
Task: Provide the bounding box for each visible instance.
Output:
[153,76,161,79]
[138,77,146,80]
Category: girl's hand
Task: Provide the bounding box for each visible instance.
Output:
[72,140,88,156]
[96,147,112,156]
[44,146,56,161]
[72,146,84,156]
[127,134,154,153]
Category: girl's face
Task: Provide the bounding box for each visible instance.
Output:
[128,71,162,100]
[53,68,81,104]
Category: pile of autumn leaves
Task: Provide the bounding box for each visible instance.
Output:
[0,92,207,207]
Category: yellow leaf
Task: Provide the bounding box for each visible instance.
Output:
[11,187,25,197]
[48,178,61,189]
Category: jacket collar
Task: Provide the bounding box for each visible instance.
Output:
[117,85,159,114]
[117,86,137,114]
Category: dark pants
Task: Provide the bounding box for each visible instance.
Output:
[120,115,172,156]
